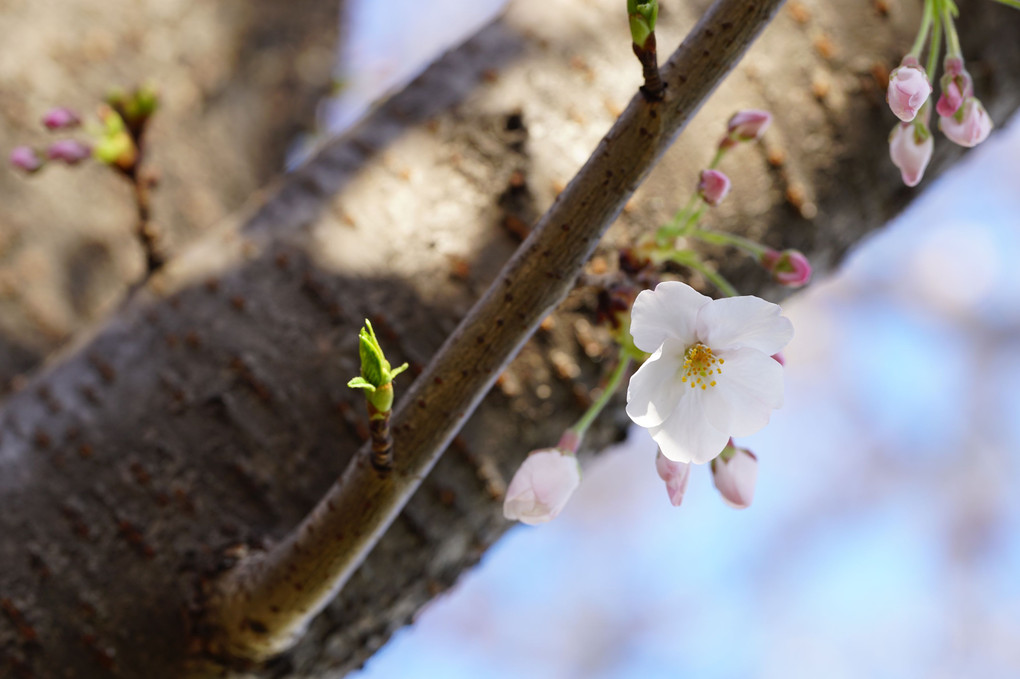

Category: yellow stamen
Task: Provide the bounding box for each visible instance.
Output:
[678,343,723,390]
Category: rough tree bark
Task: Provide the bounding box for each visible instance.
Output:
[2,0,1019,677]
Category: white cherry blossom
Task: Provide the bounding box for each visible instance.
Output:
[626,282,793,464]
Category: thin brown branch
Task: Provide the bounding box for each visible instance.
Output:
[368,403,394,475]
[633,32,665,101]
[126,166,165,275]
[205,0,786,664]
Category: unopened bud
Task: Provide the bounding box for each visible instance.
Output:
[935,57,973,119]
[655,449,690,507]
[627,0,659,49]
[46,139,92,165]
[760,249,812,287]
[711,442,757,509]
[721,109,772,148]
[41,107,81,131]
[698,169,731,206]
[886,57,932,123]
[889,120,933,187]
[10,146,43,173]
[939,97,993,148]
[503,448,581,525]
[347,319,409,414]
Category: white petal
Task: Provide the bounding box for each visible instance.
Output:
[696,296,793,354]
[702,348,785,437]
[630,281,709,353]
[648,389,731,464]
[625,344,684,428]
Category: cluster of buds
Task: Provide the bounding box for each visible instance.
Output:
[886,2,995,187]
[9,106,91,174]
[654,439,759,510]
[9,86,159,178]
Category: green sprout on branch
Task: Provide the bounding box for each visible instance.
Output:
[348,320,409,474]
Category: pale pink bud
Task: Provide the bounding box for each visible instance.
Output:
[886,59,932,122]
[726,109,771,141]
[711,444,757,509]
[936,57,973,118]
[655,449,691,507]
[760,249,812,287]
[888,121,933,187]
[503,449,581,525]
[698,169,731,206]
[939,97,993,148]
[41,107,81,130]
[9,146,43,173]
[46,139,92,165]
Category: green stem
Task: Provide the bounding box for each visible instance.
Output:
[570,347,632,437]
[926,5,943,80]
[909,0,936,59]
[671,251,739,297]
[990,0,1020,9]
[690,227,769,258]
[681,204,707,236]
[707,146,726,169]
[656,193,700,242]
[940,0,962,59]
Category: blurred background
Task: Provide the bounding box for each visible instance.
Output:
[323,1,1020,678]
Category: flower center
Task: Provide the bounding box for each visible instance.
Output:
[680,343,723,390]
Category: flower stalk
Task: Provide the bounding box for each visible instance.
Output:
[570,347,633,436]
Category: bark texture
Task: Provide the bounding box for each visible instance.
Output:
[1,0,1020,677]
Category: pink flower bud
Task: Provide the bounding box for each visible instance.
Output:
[503,449,581,525]
[935,57,973,119]
[760,249,812,287]
[41,107,81,130]
[9,146,43,173]
[655,449,691,507]
[46,139,92,165]
[697,169,731,206]
[711,444,757,509]
[721,110,771,148]
[888,121,933,187]
[886,59,932,122]
[939,97,993,148]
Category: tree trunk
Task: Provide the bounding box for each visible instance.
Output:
[1,0,1019,677]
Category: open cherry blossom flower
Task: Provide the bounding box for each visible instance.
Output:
[625,281,793,464]
[503,448,581,525]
